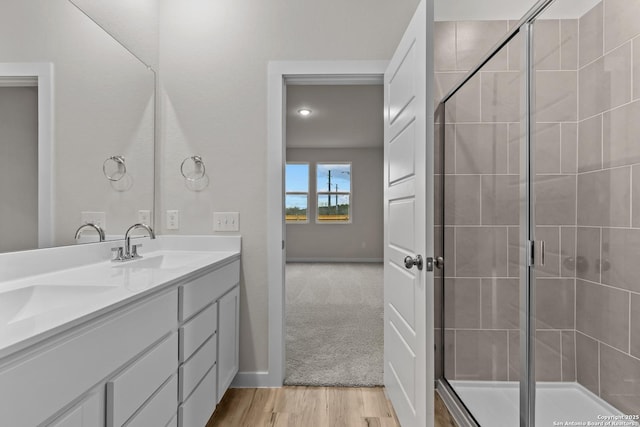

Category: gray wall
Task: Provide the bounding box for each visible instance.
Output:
[286,148,383,261]
[0,87,38,252]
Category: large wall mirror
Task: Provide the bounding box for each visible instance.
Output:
[0,0,155,253]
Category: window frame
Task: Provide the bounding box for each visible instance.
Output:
[285,162,310,224]
[315,162,352,225]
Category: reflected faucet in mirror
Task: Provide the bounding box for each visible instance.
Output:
[74,223,105,242]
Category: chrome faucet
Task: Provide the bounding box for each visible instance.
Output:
[74,223,105,242]
[123,223,156,259]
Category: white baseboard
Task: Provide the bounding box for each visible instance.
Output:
[231,371,281,388]
[286,257,383,263]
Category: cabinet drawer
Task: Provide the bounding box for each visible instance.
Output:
[179,260,239,321]
[126,374,177,427]
[178,367,217,427]
[107,332,177,427]
[48,391,101,427]
[179,302,217,362]
[179,333,216,402]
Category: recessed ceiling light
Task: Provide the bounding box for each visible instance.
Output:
[297,108,312,116]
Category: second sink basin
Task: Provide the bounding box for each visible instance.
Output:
[0,285,118,324]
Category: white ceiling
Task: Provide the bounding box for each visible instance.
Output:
[435,0,600,21]
[286,85,383,149]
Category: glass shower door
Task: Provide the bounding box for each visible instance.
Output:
[441,31,526,426]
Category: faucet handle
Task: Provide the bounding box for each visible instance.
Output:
[131,243,143,259]
[111,246,125,262]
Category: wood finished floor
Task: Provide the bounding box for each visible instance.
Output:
[207,387,458,427]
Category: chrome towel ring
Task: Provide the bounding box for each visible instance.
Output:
[181,155,206,182]
[103,155,127,181]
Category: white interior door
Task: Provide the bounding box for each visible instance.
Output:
[383,0,433,426]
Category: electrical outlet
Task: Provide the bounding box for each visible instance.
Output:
[81,211,106,229]
[166,210,179,230]
[138,210,151,225]
[213,212,240,232]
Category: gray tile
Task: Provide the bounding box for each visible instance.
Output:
[579,2,603,68]
[508,31,522,72]
[508,123,521,174]
[600,344,640,415]
[602,227,640,293]
[604,0,640,53]
[444,278,481,329]
[536,227,560,278]
[434,124,455,175]
[442,73,481,123]
[535,175,577,225]
[435,327,442,379]
[480,278,519,329]
[560,19,578,70]
[456,21,508,71]
[561,227,576,278]
[603,100,640,168]
[562,331,576,381]
[435,175,442,226]
[536,330,562,381]
[508,226,520,278]
[577,167,631,227]
[576,227,601,283]
[578,114,602,173]
[533,19,561,70]
[576,279,630,352]
[536,278,575,330]
[578,42,631,120]
[435,22,457,72]
[456,227,508,277]
[635,39,640,100]
[535,123,561,174]
[508,330,520,381]
[444,329,455,379]
[481,175,519,226]
[445,175,481,225]
[535,71,578,122]
[434,233,443,302]
[561,122,577,174]
[455,330,509,381]
[444,227,455,280]
[455,124,508,174]
[632,294,640,359]
[435,72,465,107]
[634,165,640,227]
[481,71,521,123]
[576,332,599,395]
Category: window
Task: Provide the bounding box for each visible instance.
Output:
[285,163,309,223]
[316,163,351,223]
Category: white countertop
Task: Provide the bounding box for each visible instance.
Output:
[0,236,241,360]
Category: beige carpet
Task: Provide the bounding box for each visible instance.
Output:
[284,262,383,386]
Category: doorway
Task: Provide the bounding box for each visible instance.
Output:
[283,83,384,386]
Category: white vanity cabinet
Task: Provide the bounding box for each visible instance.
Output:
[0,254,240,427]
[177,260,240,427]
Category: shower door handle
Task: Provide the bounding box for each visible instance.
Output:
[539,241,545,266]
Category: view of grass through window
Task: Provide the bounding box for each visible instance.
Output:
[316,163,351,222]
[285,163,309,222]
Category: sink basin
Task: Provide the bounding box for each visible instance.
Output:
[0,285,118,324]
[112,253,209,270]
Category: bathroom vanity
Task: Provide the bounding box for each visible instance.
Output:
[0,236,240,427]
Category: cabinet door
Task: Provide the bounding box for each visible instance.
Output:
[48,391,102,427]
[216,285,239,401]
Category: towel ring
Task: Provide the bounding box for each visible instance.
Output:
[103,155,127,181]
[181,155,206,182]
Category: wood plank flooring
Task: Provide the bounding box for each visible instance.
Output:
[207,387,458,427]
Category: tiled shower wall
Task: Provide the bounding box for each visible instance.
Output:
[572,0,640,415]
[435,0,640,415]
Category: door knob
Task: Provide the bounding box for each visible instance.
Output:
[435,256,444,269]
[404,255,423,270]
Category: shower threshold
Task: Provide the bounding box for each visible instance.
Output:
[449,380,638,427]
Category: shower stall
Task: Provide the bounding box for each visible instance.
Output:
[434,0,640,425]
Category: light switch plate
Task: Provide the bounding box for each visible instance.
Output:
[81,211,106,229]
[213,212,240,232]
[166,210,179,230]
[138,210,151,225]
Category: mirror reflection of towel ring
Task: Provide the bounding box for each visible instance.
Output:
[181,155,206,182]
[103,155,127,181]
